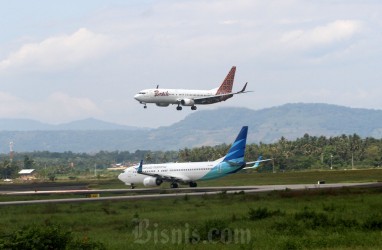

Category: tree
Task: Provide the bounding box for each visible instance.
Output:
[23,155,34,169]
[0,159,20,179]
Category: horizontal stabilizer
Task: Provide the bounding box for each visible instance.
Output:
[243,156,272,169]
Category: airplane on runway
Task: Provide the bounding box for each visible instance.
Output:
[118,126,270,189]
[134,66,250,111]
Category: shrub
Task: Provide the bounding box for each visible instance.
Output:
[0,224,105,250]
[190,219,232,243]
[68,237,106,250]
[248,207,284,221]
[363,215,382,231]
[0,224,71,250]
[294,209,330,229]
[272,220,304,236]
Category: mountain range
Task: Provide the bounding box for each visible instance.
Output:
[0,103,381,153]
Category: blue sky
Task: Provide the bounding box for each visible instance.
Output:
[0,0,381,127]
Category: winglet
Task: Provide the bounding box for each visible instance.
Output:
[137,160,143,173]
[253,155,263,168]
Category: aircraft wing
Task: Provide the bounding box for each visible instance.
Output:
[136,160,191,183]
[193,82,251,105]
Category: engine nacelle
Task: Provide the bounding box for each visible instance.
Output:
[156,103,170,107]
[143,177,163,187]
[180,98,195,106]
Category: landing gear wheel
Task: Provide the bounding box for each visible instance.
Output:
[144,105,147,109]
[191,106,197,110]
[189,182,197,188]
[131,184,136,189]
[176,106,182,111]
[170,183,179,188]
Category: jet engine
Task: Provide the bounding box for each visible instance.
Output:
[180,99,195,106]
[156,103,170,107]
[143,177,163,187]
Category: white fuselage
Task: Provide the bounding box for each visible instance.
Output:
[118,158,239,186]
[134,88,217,106]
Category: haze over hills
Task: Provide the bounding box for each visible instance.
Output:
[0,118,144,131]
[0,103,381,153]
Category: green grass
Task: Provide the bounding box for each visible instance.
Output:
[1,169,382,249]
[196,168,382,187]
[1,186,382,249]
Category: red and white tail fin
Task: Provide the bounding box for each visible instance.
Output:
[215,66,236,95]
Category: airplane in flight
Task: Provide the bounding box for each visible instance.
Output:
[118,126,271,189]
[134,66,250,110]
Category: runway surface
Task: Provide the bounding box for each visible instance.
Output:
[1,182,380,206]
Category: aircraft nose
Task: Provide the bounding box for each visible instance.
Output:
[134,94,142,101]
[118,173,124,182]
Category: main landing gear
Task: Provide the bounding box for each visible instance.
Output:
[169,182,197,188]
[189,182,197,188]
[170,182,179,188]
[176,105,197,111]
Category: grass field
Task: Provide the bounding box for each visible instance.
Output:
[1,169,382,249]
[1,186,382,249]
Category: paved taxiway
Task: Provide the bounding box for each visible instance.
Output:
[1,182,380,206]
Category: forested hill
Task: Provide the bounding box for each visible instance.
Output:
[1,103,382,153]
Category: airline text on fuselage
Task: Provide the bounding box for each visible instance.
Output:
[154,90,170,97]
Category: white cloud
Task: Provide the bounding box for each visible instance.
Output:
[0,28,114,73]
[281,20,363,50]
[43,92,102,121]
[0,92,28,116]
[0,91,101,123]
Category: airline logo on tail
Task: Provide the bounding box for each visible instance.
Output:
[216,66,236,95]
[223,125,247,164]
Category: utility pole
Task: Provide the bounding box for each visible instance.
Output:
[9,142,14,163]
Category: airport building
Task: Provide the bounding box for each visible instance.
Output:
[18,169,36,181]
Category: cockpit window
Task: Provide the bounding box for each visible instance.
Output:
[138,92,146,95]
